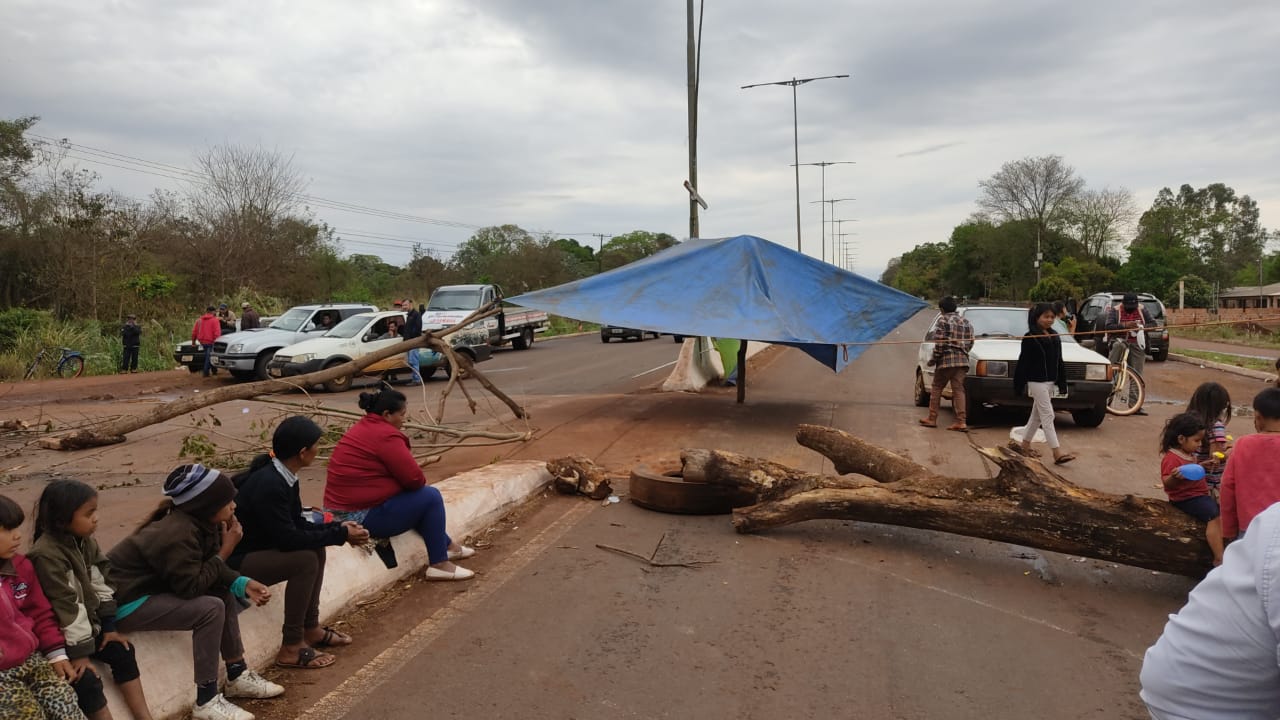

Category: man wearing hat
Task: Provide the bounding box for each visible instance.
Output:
[240,302,260,331]
[1104,292,1156,414]
[216,303,237,335]
[121,313,142,373]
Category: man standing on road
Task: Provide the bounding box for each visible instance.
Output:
[121,313,141,373]
[191,305,222,377]
[920,296,974,431]
[400,298,424,385]
[1104,292,1155,415]
[240,302,260,330]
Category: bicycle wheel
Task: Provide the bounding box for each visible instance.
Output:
[1105,368,1146,416]
[58,356,85,379]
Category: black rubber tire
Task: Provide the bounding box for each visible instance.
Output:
[186,364,201,374]
[672,334,684,343]
[1151,348,1168,362]
[253,352,274,380]
[1072,404,1107,428]
[229,369,255,382]
[423,365,439,380]
[512,327,534,350]
[59,356,85,379]
[913,370,930,408]
[600,333,610,343]
[628,468,757,515]
[322,361,352,393]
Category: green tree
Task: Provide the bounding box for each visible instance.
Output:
[1165,275,1213,308]
[977,155,1084,270]
[598,231,678,271]
[883,242,949,298]
[1028,276,1081,303]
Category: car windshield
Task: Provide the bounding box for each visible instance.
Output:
[325,314,374,339]
[428,289,483,311]
[269,308,311,332]
[960,308,1077,343]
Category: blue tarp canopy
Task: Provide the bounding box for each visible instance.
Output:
[508,234,927,372]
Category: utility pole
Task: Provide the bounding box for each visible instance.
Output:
[794,162,854,263]
[833,231,853,269]
[686,0,702,239]
[811,198,855,264]
[742,74,849,254]
[592,233,613,272]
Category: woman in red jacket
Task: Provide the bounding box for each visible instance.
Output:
[323,388,475,581]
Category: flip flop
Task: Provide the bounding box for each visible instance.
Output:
[918,418,938,428]
[276,646,335,669]
[314,626,353,648]
[1054,454,1076,465]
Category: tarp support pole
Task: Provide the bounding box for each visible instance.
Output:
[736,339,748,404]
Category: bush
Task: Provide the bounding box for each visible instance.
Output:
[0,308,49,352]
[1165,275,1214,309]
[1028,276,1082,303]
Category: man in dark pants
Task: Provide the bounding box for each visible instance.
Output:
[400,298,424,385]
[1104,292,1155,415]
[121,314,141,373]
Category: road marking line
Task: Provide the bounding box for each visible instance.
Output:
[302,500,593,720]
[482,367,527,373]
[751,535,1143,659]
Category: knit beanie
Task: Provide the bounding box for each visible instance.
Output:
[272,416,324,461]
[164,464,235,520]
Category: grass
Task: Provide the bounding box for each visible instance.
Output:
[1176,325,1280,350]
[1177,348,1279,373]
[0,315,198,382]
[543,315,600,337]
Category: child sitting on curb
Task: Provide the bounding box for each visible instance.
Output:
[29,480,154,720]
[107,465,282,720]
[1221,388,1280,543]
[0,493,85,720]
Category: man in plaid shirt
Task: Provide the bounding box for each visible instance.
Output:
[920,296,975,431]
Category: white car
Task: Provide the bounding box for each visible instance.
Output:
[914,306,1115,427]
[267,311,492,392]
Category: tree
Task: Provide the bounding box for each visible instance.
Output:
[1165,275,1213,309]
[1116,242,1196,297]
[598,231,678,271]
[1066,187,1137,260]
[1028,276,1081,303]
[449,224,536,282]
[977,155,1084,271]
[1128,184,1270,290]
[883,242,949,298]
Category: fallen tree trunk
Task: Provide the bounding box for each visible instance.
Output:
[40,305,526,451]
[682,424,1212,577]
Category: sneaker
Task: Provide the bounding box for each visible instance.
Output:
[193,694,254,720]
[224,670,284,699]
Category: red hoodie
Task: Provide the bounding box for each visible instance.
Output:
[1,554,68,671]
[191,313,222,345]
[324,414,427,510]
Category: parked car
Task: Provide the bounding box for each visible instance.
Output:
[914,305,1115,427]
[210,303,377,381]
[267,311,492,392]
[601,325,661,342]
[173,315,283,372]
[422,284,548,350]
[1074,292,1169,361]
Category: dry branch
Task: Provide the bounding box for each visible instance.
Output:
[682,424,1213,577]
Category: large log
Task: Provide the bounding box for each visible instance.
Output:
[40,305,525,451]
[682,424,1212,577]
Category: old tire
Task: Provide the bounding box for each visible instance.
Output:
[628,468,758,515]
[913,370,930,408]
[322,361,352,393]
[1072,403,1107,428]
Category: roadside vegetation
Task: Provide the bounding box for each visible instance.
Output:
[882,155,1277,308]
[0,115,671,382]
[1176,325,1280,351]
[1176,348,1278,373]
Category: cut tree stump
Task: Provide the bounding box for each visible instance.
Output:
[681,424,1212,577]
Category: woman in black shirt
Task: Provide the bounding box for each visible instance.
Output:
[1012,303,1075,464]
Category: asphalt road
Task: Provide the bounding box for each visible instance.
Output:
[239,312,1260,720]
[477,332,682,396]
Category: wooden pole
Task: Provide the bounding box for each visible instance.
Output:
[735,339,747,404]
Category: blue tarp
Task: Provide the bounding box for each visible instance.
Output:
[508,235,927,373]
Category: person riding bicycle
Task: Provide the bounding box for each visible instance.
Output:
[1104,292,1155,415]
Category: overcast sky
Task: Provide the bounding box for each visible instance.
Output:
[3,1,1278,279]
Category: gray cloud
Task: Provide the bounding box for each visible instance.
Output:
[2,0,1278,278]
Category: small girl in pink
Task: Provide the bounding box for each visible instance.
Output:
[1220,388,1280,541]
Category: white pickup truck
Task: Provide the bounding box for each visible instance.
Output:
[422,284,548,350]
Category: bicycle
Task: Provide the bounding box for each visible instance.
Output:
[23,347,87,380]
[1105,341,1146,416]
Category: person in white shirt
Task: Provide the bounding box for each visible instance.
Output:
[1140,501,1280,719]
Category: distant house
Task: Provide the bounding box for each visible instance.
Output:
[1218,282,1280,309]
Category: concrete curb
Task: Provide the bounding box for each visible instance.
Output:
[662,338,770,392]
[104,461,552,720]
[1168,352,1277,382]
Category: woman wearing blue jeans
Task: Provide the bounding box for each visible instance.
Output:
[322,387,475,581]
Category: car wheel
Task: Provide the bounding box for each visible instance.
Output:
[600,333,610,343]
[322,361,352,393]
[253,352,274,380]
[513,327,534,350]
[672,334,684,343]
[913,370,930,408]
[229,370,255,382]
[965,395,986,424]
[1151,347,1168,362]
[1072,403,1107,428]
[186,364,201,374]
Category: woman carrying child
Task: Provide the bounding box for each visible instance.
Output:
[228,416,370,670]
[1159,413,1224,566]
[108,465,282,720]
[28,480,153,720]
[0,493,85,720]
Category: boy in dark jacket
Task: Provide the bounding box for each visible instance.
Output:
[0,494,84,720]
